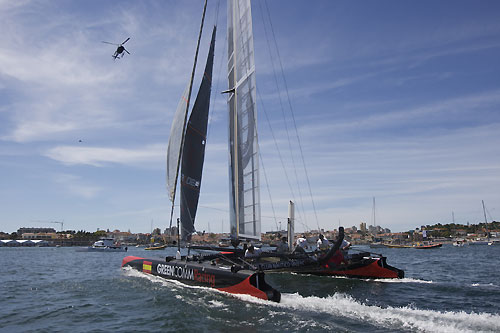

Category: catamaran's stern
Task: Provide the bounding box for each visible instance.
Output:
[217,271,281,302]
[321,257,404,279]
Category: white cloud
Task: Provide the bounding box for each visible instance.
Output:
[44,144,165,167]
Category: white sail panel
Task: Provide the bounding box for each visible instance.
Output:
[166,83,190,201]
[227,0,261,240]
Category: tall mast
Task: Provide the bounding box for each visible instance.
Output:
[482,200,489,242]
[227,0,260,241]
[373,197,376,227]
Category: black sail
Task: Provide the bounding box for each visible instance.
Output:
[180,26,216,241]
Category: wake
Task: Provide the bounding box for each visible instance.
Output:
[276,293,500,333]
[123,267,500,332]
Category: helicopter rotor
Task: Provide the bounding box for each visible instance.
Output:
[101,41,119,46]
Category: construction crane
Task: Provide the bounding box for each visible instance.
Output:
[32,220,64,232]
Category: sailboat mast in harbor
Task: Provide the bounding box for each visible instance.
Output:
[226,0,261,242]
[482,200,491,245]
[372,197,376,229]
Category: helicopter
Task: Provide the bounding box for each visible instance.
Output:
[102,37,131,60]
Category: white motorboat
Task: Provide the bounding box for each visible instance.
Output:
[78,238,127,252]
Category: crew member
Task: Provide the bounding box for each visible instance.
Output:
[341,238,351,258]
[294,235,308,253]
[276,237,289,253]
[245,244,262,258]
[316,234,329,251]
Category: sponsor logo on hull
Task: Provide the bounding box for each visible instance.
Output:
[256,258,312,271]
[156,263,216,287]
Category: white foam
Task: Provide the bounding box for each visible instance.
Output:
[471,283,500,290]
[122,267,500,332]
[208,300,226,308]
[371,277,434,284]
[320,275,434,284]
[276,293,500,333]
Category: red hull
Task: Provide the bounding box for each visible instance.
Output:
[321,258,402,279]
[290,257,404,279]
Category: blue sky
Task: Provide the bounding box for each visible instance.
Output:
[1,0,499,234]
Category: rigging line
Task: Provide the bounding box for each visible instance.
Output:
[255,86,309,231]
[199,205,229,212]
[254,83,309,232]
[258,149,279,231]
[260,150,313,230]
[262,214,288,219]
[199,204,287,220]
[257,0,311,231]
[263,0,321,231]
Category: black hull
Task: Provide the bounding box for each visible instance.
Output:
[190,229,403,279]
[122,256,280,302]
[250,254,404,279]
[195,250,404,279]
[290,257,404,279]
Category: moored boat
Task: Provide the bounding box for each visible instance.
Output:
[78,238,127,252]
[414,243,442,249]
[469,239,489,245]
[369,242,386,248]
[384,243,414,248]
[145,243,167,250]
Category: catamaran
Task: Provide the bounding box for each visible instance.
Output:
[123,0,403,301]
[123,0,281,302]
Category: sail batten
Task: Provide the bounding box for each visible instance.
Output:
[228,0,260,241]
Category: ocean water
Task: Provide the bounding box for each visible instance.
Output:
[1,244,499,332]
